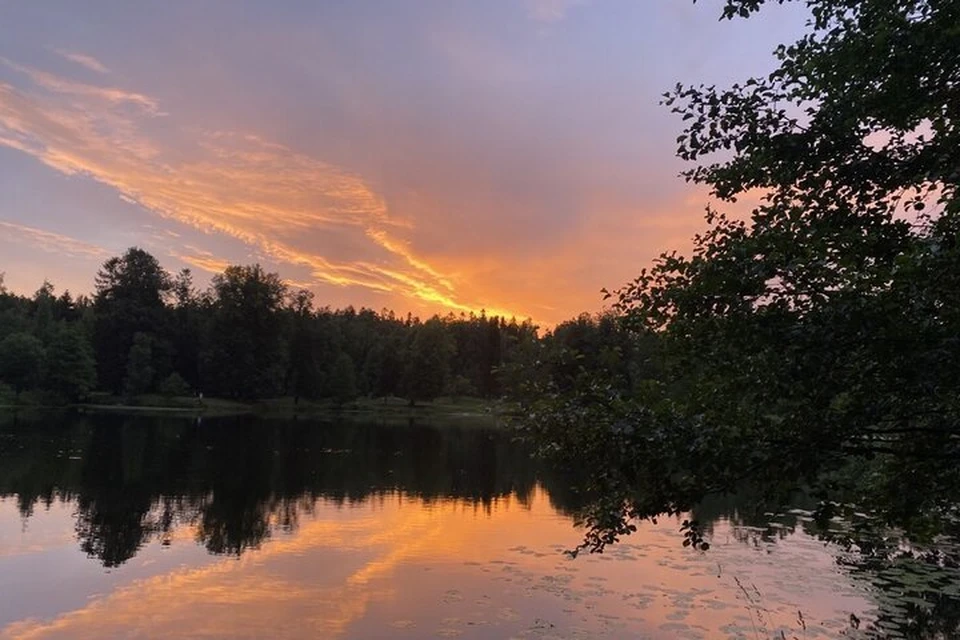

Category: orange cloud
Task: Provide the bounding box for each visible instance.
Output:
[0,61,531,320]
[171,251,232,275]
[1,58,159,114]
[365,228,455,291]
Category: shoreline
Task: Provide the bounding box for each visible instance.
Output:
[0,396,512,425]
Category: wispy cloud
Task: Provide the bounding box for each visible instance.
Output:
[0,221,110,259]
[0,60,524,318]
[170,248,233,275]
[524,0,588,23]
[365,228,455,291]
[1,58,159,114]
[53,49,110,74]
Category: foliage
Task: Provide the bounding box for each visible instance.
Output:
[94,247,171,393]
[158,372,191,397]
[401,318,455,406]
[31,281,56,343]
[286,289,320,403]
[445,374,478,399]
[123,332,155,396]
[0,332,45,396]
[45,323,97,402]
[203,265,288,399]
[328,351,358,407]
[0,249,537,404]
[168,268,203,391]
[521,0,960,555]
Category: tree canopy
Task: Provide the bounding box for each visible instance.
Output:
[0,249,539,406]
[94,248,171,393]
[522,0,960,556]
[0,332,45,396]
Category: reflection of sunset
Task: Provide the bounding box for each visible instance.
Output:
[0,489,871,640]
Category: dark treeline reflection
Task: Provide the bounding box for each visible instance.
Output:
[690,493,960,639]
[0,412,583,567]
[3,414,957,637]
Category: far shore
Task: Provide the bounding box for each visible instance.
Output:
[0,395,512,425]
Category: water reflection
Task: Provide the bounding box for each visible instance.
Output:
[0,413,953,638]
[0,413,548,566]
[692,494,960,639]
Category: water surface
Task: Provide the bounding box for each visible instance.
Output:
[0,413,919,638]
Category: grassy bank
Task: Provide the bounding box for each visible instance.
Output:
[259,395,500,417]
[15,393,511,424]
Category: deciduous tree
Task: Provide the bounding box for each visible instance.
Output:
[0,332,45,397]
[527,0,960,551]
[45,323,96,401]
[401,318,454,406]
[94,248,171,392]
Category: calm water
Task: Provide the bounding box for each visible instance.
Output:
[0,413,943,639]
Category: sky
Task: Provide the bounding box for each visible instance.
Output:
[0,0,808,326]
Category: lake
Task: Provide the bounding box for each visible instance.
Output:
[0,413,952,639]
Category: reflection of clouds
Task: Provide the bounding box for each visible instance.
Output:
[0,500,77,560]
[0,490,876,640]
[0,494,526,640]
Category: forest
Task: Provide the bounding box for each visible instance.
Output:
[0,249,640,408]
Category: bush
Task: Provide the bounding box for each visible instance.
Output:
[445,375,477,399]
[158,372,191,397]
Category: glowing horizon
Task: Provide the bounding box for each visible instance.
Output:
[0,1,807,326]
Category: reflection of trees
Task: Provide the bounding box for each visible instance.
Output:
[692,490,960,639]
[74,424,159,566]
[3,413,958,637]
[0,414,541,566]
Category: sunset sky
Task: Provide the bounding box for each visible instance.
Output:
[0,0,806,325]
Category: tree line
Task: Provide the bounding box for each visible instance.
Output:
[0,248,559,405]
[517,0,960,572]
